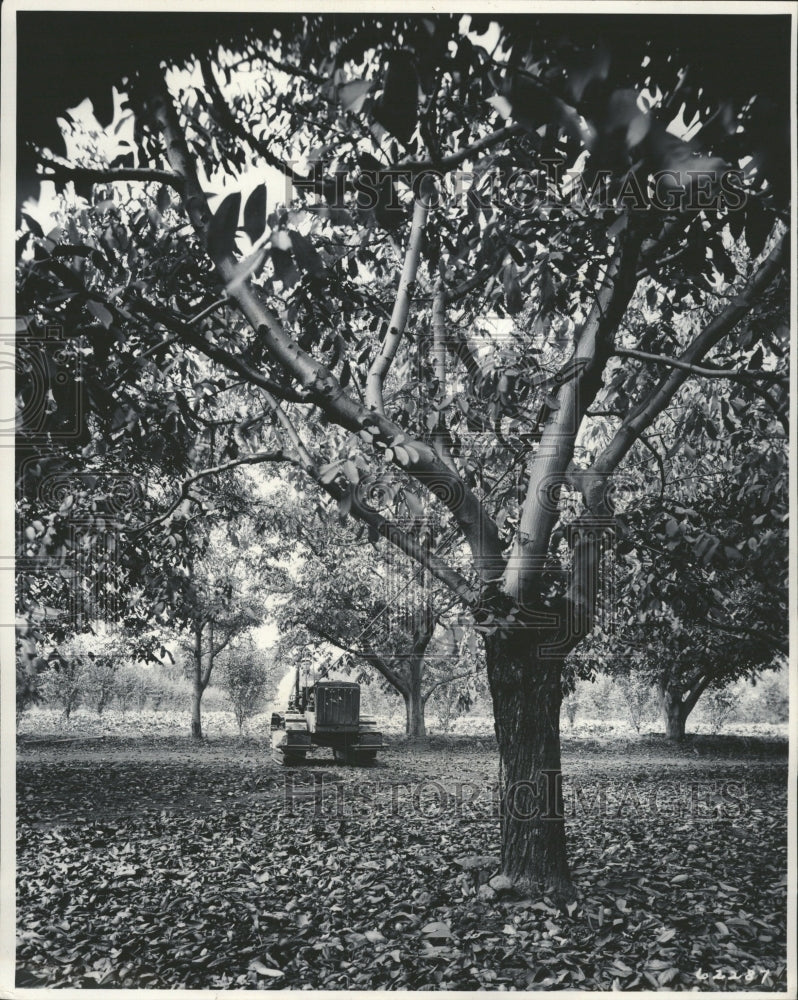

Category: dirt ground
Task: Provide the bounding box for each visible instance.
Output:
[15,731,789,990]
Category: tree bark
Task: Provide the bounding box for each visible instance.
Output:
[660,684,687,741]
[404,662,427,739]
[191,682,204,740]
[484,628,574,902]
[191,623,205,740]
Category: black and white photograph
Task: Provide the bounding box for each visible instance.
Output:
[2,1,795,993]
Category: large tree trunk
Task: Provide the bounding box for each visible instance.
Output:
[404,671,427,739]
[484,628,574,901]
[660,684,687,741]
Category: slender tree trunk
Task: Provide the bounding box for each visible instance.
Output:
[404,665,427,739]
[660,684,687,741]
[484,628,574,901]
[191,624,204,740]
[191,681,204,740]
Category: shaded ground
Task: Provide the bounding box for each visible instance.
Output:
[16,731,788,990]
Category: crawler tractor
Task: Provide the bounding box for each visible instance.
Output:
[270,665,385,765]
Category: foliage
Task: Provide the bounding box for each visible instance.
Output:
[113,664,139,714]
[749,671,789,724]
[220,646,270,734]
[277,505,481,736]
[427,671,487,734]
[587,674,616,719]
[563,694,579,729]
[14,10,790,890]
[702,689,736,735]
[16,660,40,724]
[82,657,117,715]
[616,675,656,734]
[38,656,86,720]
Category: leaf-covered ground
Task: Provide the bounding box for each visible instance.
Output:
[17,732,788,990]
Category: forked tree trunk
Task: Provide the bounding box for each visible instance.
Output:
[661,685,688,741]
[484,629,574,902]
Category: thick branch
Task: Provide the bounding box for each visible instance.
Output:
[145,73,502,585]
[504,231,643,601]
[682,672,714,714]
[366,175,435,413]
[333,481,477,607]
[128,295,310,403]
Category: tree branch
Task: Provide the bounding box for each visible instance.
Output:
[198,55,311,191]
[365,174,435,413]
[590,233,788,486]
[422,668,478,704]
[127,294,311,403]
[39,157,183,193]
[393,125,523,175]
[429,279,459,473]
[430,277,447,390]
[252,45,326,84]
[303,624,409,695]
[130,449,290,535]
[613,347,787,385]
[682,672,714,714]
[504,228,643,601]
[144,71,503,585]
[211,628,236,659]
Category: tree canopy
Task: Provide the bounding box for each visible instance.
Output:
[15,10,790,898]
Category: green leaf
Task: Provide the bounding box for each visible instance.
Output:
[87,301,113,329]
[207,191,241,259]
[372,52,418,143]
[243,185,267,244]
[289,230,325,277]
[338,79,373,113]
[318,462,341,484]
[503,261,523,315]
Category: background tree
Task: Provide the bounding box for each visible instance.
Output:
[114,664,138,715]
[15,12,790,898]
[172,517,274,739]
[38,653,85,721]
[58,627,128,715]
[278,511,480,738]
[219,639,270,735]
